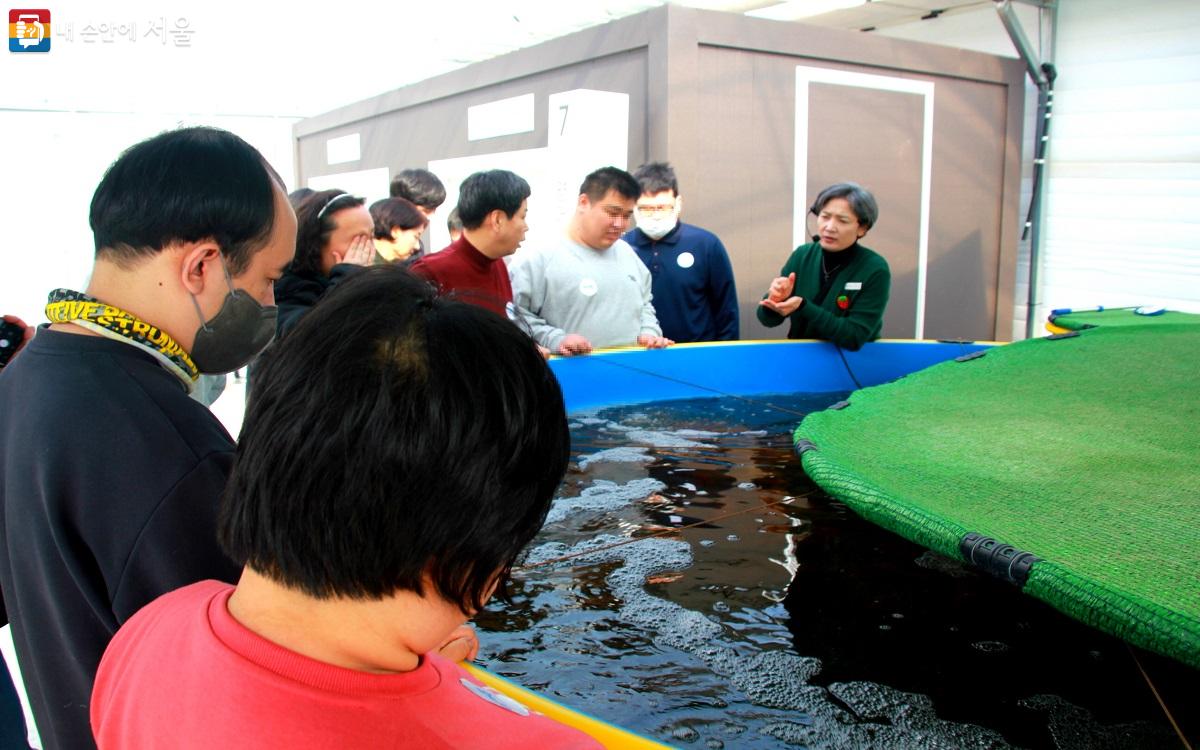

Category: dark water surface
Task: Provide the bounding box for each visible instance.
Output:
[473,393,1197,749]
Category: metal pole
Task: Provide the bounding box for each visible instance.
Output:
[995,0,1057,338]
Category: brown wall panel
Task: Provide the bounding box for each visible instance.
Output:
[687,48,795,341]
[688,44,1013,342]
[808,84,924,339]
[297,49,650,194]
[924,81,1008,341]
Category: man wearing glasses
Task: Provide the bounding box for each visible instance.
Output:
[509,167,671,355]
[623,162,739,343]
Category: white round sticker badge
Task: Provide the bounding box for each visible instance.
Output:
[677,252,695,269]
[579,278,598,297]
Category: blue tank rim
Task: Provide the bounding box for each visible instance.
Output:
[548,339,998,413]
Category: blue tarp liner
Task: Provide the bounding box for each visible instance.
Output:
[548,339,992,412]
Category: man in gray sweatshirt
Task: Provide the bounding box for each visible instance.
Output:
[509,167,672,355]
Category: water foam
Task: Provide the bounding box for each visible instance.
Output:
[576,446,654,470]
[523,533,1022,749]
[544,478,667,524]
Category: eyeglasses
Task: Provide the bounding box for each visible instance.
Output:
[635,202,676,217]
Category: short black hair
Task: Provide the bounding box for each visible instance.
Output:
[456,170,531,230]
[219,265,570,614]
[369,197,426,240]
[89,126,281,275]
[810,182,879,230]
[389,168,446,210]
[288,187,315,209]
[291,190,366,276]
[579,166,641,203]
[632,162,679,197]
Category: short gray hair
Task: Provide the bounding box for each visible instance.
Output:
[810,182,879,230]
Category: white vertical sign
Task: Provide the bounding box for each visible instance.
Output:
[547,88,630,217]
[427,90,630,256]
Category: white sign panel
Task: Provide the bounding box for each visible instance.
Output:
[306,167,391,208]
[325,133,361,165]
[468,93,536,142]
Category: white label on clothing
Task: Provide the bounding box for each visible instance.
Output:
[676,252,695,269]
[579,278,598,297]
[460,678,532,717]
[845,281,863,290]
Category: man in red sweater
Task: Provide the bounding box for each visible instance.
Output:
[410,169,529,319]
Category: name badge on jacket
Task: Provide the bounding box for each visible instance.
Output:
[845,281,863,291]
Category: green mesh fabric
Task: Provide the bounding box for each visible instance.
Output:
[796,321,1200,668]
[1049,307,1200,331]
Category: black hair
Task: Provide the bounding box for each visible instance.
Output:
[288,187,316,210]
[578,166,641,203]
[632,162,679,197]
[291,190,366,276]
[455,170,531,230]
[809,182,879,230]
[369,197,426,240]
[219,265,570,615]
[89,126,281,275]
[446,207,464,234]
[389,168,446,210]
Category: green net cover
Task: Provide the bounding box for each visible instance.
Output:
[796,319,1200,668]
[1049,307,1200,331]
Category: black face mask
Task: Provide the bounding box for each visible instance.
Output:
[189,256,278,374]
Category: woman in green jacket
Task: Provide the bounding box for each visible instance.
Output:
[757,182,890,351]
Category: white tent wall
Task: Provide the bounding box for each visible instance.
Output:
[0,0,659,328]
[0,113,296,326]
[1037,0,1200,319]
[878,0,1200,332]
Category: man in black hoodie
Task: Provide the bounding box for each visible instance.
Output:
[0,127,296,749]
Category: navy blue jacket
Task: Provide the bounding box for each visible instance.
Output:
[623,222,739,342]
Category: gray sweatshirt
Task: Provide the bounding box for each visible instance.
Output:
[509,237,662,351]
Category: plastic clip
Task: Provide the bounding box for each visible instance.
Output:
[794,439,817,457]
[959,532,1040,587]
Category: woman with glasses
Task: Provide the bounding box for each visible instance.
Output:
[274,190,376,337]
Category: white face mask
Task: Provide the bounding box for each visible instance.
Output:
[634,204,680,241]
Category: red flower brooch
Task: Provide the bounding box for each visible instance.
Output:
[837,294,850,310]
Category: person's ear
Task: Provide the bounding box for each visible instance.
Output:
[180,240,222,296]
[577,193,591,213]
[490,209,505,233]
[857,226,868,240]
[674,195,684,217]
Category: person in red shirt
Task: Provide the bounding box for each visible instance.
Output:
[410,169,529,319]
[91,266,598,749]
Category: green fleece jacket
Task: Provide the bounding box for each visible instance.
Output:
[756,241,890,350]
